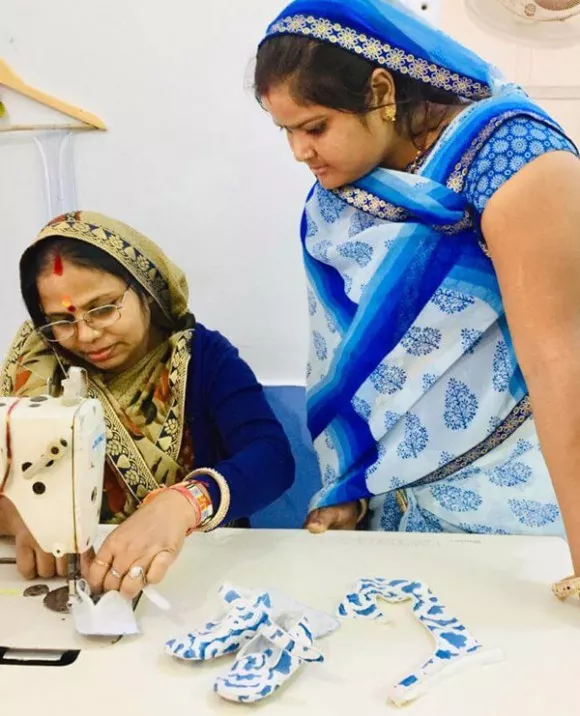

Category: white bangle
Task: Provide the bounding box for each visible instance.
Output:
[356,498,369,524]
[185,467,230,532]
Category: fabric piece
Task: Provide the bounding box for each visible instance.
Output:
[338,578,502,706]
[71,586,139,636]
[213,614,323,703]
[165,586,272,661]
[166,582,339,662]
[71,582,172,636]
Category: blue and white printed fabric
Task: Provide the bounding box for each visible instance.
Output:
[262,0,578,535]
[464,116,576,213]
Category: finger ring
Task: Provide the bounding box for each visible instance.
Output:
[129,565,146,582]
[95,559,110,569]
[109,567,123,579]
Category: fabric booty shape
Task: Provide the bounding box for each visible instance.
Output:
[214,612,324,703]
[166,582,339,663]
[338,578,502,707]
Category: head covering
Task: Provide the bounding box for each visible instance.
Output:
[261,0,499,100]
[20,210,192,327]
[1,211,195,522]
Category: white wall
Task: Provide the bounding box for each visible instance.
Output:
[0,0,578,384]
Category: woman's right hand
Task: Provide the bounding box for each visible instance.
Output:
[304,501,361,533]
[0,497,67,579]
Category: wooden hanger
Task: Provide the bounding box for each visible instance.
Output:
[0,57,105,131]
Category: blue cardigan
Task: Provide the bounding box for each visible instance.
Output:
[185,323,294,524]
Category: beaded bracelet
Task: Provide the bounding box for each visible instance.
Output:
[552,575,580,600]
[142,480,211,535]
[169,483,206,536]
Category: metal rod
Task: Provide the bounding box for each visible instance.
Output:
[0,124,96,133]
[66,554,81,606]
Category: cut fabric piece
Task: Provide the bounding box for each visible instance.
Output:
[338,578,501,707]
[214,613,323,703]
[71,583,139,636]
[165,584,271,661]
[165,582,339,662]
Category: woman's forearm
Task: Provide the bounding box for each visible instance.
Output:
[526,365,580,573]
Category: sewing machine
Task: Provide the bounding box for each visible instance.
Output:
[0,368,106,604]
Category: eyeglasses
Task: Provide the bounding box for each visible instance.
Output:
[38,288,131,343]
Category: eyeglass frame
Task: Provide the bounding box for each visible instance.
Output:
[37,287,131,343]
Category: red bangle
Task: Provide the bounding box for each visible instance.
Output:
[170,484,202,535]
[141,484,202,536]
[141,486,167,506]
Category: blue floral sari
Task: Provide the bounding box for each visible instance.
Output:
[262,0,576,535]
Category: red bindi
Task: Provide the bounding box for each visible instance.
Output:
[53,255,64,276]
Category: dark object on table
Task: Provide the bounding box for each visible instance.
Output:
[23,584,49,597]
[43,586,69,613]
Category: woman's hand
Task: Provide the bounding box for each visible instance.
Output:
[304,501,361,533]
[85,490,197,600]
[0,497,67,579]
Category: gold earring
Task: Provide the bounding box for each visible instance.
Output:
[383,105,396,123]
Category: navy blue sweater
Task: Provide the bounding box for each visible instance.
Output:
[185,323,294,523]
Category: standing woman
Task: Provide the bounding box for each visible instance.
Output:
[254,0,580,579]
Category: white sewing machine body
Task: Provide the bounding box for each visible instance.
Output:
[0,390,106,558]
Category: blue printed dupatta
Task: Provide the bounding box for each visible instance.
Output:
[302,89,563,511]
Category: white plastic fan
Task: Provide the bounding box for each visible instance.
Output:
[466,0,580,46]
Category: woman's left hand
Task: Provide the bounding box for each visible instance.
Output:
[85,490,197,599]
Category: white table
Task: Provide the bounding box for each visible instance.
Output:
[1,528,579,715]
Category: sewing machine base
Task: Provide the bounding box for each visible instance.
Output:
[0,646,80,667]
[0,563,126,656]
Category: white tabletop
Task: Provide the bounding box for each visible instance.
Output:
[1,528,579,715]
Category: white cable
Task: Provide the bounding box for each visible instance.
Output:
[34,130,78,220]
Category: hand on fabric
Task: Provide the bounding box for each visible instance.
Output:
[85,490,197,600]
[304,502,360,533]
[0,497,67,579]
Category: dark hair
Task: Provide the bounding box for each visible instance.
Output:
[20,237,150,328]
[254,35,465,144]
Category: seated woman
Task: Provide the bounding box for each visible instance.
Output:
[0,210,294,598]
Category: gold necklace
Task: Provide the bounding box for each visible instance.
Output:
[406,106,460,173]
[406,143,433,173]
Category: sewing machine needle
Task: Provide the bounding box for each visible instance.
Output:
[66,554,81,605]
